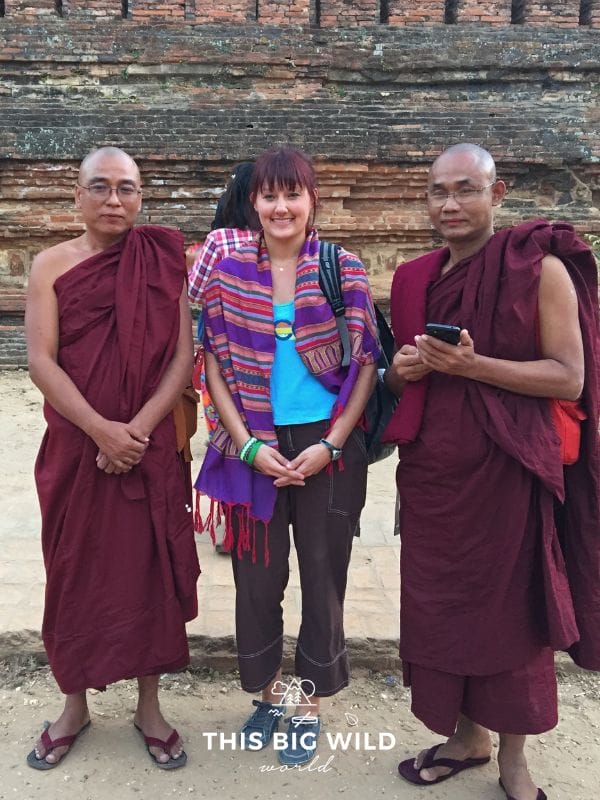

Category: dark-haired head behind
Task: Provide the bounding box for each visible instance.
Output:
[211,162,259,231]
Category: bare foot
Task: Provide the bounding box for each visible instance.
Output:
[32,706,90,766]
[133,708,184,764]
[415,731,492,783]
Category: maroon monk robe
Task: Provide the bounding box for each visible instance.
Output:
[35,225,200,695]
[384,220,599,677]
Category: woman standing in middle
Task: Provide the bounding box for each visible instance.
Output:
[196,146,379,766]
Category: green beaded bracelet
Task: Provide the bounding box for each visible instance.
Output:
[245,439,264,467]
[239,436,258,463]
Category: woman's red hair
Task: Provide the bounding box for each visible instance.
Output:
[250,146,318,200]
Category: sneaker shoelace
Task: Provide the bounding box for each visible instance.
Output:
[247,700,279,730]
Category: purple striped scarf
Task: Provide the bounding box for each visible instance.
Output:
[194,229,379,560]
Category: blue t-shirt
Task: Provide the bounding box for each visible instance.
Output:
[270,301,337,425]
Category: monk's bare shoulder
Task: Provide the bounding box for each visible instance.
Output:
[539,254,578,303]
[540,253,572,282]
[30,236,88,287]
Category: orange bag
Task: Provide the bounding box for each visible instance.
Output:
[172,385,200,462]
[549,398,587,465]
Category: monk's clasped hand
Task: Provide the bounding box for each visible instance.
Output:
[415,329,476,376]
[92,419,150,474]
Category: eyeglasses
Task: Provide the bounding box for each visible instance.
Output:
[77,182,142,200]
[427,181,497,207]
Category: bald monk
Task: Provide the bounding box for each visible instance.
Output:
[383,144,599,800]
[25,147,200,770]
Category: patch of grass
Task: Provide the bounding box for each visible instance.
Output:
[583,233,600,273]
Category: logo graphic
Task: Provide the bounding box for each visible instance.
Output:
[274,318,295,341]
[271,677,316,708]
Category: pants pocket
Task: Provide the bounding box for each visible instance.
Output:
[328,427,368,516]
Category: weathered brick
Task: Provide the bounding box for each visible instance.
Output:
[4,0,58,16]
[61,1,122,17]
[259,0,310,25]
[388,1,445,25]
[320,0,379,27]
[0,13,598,290]
[522,1,581,26]
[457,1,511,24]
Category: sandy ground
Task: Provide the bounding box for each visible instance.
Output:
[0,662,599,800]
[1,370,600,800]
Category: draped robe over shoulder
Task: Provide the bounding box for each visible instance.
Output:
[35,225,200,694]
[385,220,600,676]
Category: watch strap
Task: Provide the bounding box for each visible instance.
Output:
[319,437,342,460]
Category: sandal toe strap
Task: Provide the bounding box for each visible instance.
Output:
[40,728,77,752]
[144,729,179,753]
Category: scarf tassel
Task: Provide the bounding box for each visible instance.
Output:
[222,504,234,553]
[196,492,270,565]
[199,501,269,566]
[194,490,204,533]
[324,405,346,473]
[326,454,344,475]
[193,492,223,548]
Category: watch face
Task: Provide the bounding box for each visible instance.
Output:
[320,438,342,461]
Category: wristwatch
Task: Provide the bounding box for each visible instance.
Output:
[320,438,343,462]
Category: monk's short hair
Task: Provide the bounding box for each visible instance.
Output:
[78,146,140,183]
[434,144,497,181]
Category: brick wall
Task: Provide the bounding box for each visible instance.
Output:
[320,0,379,27]
[194,0,253,23]
[455,0,512,24]
[66,1,122,17]
[2,0,600,25]
[5,0,58,15]
[129,1,186,19]
[0,10,599,299]
[388,1,444,24]
[256,0,310,24]
[520,1,581,27]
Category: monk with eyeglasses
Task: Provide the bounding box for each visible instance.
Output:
[384,144,599,800]
[25,146,199,771]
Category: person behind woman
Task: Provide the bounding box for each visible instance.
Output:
[188,162,258,440]
[211,161,257,231]
[196,146,380,765]
[188,162,258,305]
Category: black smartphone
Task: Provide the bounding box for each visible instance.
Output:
[425,323,461,345]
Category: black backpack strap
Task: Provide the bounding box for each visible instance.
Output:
[318,240,351,367]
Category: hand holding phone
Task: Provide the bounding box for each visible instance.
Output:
[424,323,461,346]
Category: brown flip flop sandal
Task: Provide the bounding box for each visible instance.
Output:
[500,777,548,800]
[26,719,91,770]
[134,723,187,770]
[398,742,490,785]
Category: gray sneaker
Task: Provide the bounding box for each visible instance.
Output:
[278,715,321,765]
[240,700,286,750]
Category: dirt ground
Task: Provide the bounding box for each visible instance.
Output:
[0,661,599,800]
[1,370,599,799]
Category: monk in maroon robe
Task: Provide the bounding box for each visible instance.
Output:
[383,144,599,800]
[25,147,200,770]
